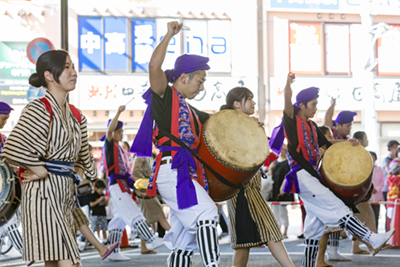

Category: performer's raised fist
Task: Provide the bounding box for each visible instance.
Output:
[167,21,183,36]
[118,105,126,113]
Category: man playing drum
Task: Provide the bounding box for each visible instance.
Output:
[102,106,163,261]
[324,98,356,140]
[131,21,220,267]
[322,99,357,261]
[269,73,395,267]
[0,102,28,264]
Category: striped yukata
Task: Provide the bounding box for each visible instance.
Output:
[2,91,96,264]
[227,172,283,249]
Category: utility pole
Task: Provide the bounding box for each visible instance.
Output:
[61,0,68,51]
[61,0,69,101]
[257,0,268,132]
[360,0,378,152]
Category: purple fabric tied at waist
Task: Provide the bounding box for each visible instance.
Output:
[109,173,135,189]
[283,160,317,195]
[159,146,198,210]
[130,88,153,157]
[269,120,285,155]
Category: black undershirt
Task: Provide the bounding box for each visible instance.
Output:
[151,85,210,156]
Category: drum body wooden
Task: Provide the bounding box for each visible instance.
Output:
[319,142,373,205]
[0,155,21,227]
[198,110,269,202]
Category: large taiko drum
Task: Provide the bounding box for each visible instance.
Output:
[0,155,21,227]
[319,142,373,205]
[198,110,269,202]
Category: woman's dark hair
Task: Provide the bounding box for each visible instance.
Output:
[28,50,69,88]
[353,131,366,140]
[122,141,130,151]
[369,151,377,161]
[220,87,253,111]
[319,126,330,135]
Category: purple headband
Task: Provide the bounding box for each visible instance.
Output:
[294,87,319,110]
[100,119,123,141]
[0,102,13,115]
[130,54,211,157]
[165,54,210,83]
[335,111,357,124]
[269,87,320,155]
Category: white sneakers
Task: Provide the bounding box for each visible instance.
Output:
[369,229,396,256]
[149,237,164,250]
[108,252,130,261]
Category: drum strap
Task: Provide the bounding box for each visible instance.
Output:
[288,144,359,213]
[158,127,242,190]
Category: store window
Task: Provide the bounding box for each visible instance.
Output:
[377,24,400,76]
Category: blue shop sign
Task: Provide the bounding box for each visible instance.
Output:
[78,17,103,71]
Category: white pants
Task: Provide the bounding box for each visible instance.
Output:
[297,169,352,240]
[157,161,219,252]
[107,183,145,230]
[271,205,289,227]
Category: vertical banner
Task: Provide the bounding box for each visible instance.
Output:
[78,17,103,71]
[289,22,323,75]
[183,20,208,57]
[156,18,181,70]
[132,19,156,72]
[207,20,231,72]
[325,24,350,74]
[104,17,128,71]
[377,24,400,76]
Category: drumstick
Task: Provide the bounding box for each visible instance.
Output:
[125,96,135,106]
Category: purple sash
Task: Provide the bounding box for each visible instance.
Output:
[283,160,317,194]
[159,146,198,210]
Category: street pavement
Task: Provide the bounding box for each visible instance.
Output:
[1,205,399,266]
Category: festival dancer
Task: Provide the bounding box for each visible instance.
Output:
[352,131,377,254]
[322,98,356,261]
[0,105,118,266]
[131,21,220,267]
[269,72,395,267]
[1,50,117,266]
[102,106,163,261]
[220,87,295,267]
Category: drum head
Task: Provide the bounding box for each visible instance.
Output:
[203,110,269,172]
[322,142,373,188]
[0,155,13,213]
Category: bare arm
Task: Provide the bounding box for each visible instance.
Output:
[284,73,296,118]
[323,98,336,129]
[20,166,48,183]
[149,21,183,98]
[106,105,125,141]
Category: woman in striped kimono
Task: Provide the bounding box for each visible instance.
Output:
[220,87,295,267]
[2,50,95,267]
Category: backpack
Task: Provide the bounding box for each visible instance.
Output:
[39,97,82,124]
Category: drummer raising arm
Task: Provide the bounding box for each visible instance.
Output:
[0,102,25,261]
[131,21,220,267]
[322,100,358,262]
[269,72,395,267]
